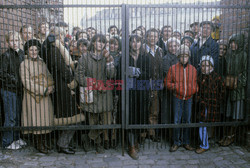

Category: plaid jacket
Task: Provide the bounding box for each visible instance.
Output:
[197,71,225,122]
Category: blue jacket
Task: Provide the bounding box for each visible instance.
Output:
[190,36,219,72]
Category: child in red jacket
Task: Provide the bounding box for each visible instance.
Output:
[165,44,198,152]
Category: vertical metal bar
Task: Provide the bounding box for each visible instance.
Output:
[121,3,128,156]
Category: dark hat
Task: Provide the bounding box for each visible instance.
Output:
[200,21,214,29]
[181,36,194,44]
[24,39,41,55]
[190,22,199,28]
[184,30,194,36]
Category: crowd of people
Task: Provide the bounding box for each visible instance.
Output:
[0,15,248,160]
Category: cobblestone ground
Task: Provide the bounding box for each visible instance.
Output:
[0,141,249,168]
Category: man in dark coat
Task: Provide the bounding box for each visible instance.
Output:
[141,28,164,142]
[42,29,81,154]
[157,25,173,55]
[190,21,219,73]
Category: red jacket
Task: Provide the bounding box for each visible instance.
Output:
[165,62,198,100]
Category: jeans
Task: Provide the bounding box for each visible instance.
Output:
[199,108,209,149]
[1,89,22,148]
[173,96,192,146]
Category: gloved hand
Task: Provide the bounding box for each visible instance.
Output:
[128,66,141,78]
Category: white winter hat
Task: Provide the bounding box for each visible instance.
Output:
[200,55,214,67]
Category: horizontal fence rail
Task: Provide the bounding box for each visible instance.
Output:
[0,2,249,158]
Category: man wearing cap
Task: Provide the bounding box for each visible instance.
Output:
[190,22,200,40]
[190,21,219,73]
[181,36,194,48]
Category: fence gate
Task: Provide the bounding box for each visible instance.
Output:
[0,1,249,156]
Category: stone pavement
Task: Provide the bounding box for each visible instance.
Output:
[0,142,249,168]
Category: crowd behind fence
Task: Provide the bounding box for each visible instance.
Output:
[0,3,249,160]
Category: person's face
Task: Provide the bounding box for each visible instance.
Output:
[184,32,193,38]
[59,33,65,44]
[212,19,220,25]
[219,44,227,57]
[147,31,158,47]
[73,29,78,36]
[201,24,212,38]
[131,38,141,51]
[28,46,38,59]
[109,39,119,52]
[230,41,238,51]
[40,23,49,35]
[87,29,96,39]
[79,33,88,40]
[163,27,172,40]
[183,39,192,48]
[64,27,69,35]
[168,41,179,55]
[8,35,19,50]
[179,54,189,65]
[135,30,143,38]
[79,44,88,54]
[93,38,105,52]
[110,27,118,35]
[192,25,200,34]
[201,60,213,74]
[173,33,181,40]
[22,27,33,41]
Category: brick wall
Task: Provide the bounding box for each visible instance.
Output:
[0,0,63,52]
[220,0,249,41]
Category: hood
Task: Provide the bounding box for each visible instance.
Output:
[229,33,245,51]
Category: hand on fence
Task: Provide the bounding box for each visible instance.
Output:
[103,49,114,63]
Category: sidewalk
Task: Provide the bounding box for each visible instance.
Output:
[0,141,249,168]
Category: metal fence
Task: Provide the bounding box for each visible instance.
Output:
[0,2,249,157]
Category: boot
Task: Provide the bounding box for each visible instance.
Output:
[96,143,105,154]
[104,140,110,150]
[135,142,140,153]
[35,134,48,154]
[128,146,139,160]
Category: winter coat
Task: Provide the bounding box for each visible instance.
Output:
[197,71,225,122]
[166,62,198,100]
[162,52,178,77]
[42,41,81,118]
[75,52,116,113]
[190,36,219,72]
[0,48,24,94]
[225,33,247,101]
[20,57,54,134]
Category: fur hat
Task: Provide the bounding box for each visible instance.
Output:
[177,44,190,57]
[24,39,41,55]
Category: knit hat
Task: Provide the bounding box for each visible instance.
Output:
[200,55,214,67]
[181,36,194,45]
[177,44,190,57]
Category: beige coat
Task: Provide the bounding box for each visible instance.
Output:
[20,57,54,134]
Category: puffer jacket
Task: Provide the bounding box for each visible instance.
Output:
[165,62,198,100]
[225,33,247,101]
[0,48,24,94]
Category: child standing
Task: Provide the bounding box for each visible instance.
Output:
[196,55,225,154]
[166,44,198,152]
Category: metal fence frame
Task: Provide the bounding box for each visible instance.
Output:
[0,3,249,152]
